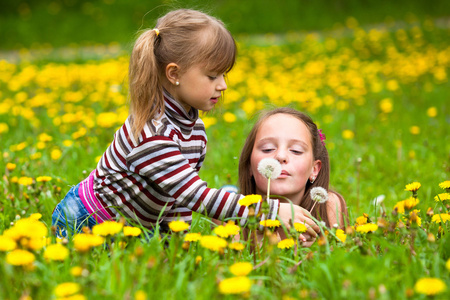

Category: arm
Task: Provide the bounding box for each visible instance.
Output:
[128,136,273,225]
[326,191,347,229]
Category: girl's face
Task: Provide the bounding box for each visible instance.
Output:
[170,64,227,112]
[250,113,321,205]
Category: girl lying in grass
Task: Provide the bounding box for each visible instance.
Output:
[238,107,349,246]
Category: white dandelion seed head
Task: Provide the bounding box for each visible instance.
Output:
[310,187,328,203]
[372,194,385,206]
[257,158,282,180]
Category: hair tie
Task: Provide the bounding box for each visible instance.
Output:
[153,28,160,37]
[318,129,326,146]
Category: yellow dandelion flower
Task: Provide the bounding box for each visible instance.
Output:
[6,249,35,266]
[238,194,262,207]
[219,276,252,294]
[434,193,450,202]
[405,182,421,192]
[260,219,281,228]
[414,278,446,296]
[51,148,62,160]
[30,152,42,160]
[28,236,48,250]
[70,266,83,277]
[409,126,420,135]
[431,213,450,224]
[403,210,422,227]
[0,123,9,134]
[294,222,307,233]
[29,213,42,220]
[36,176,52,182]
[224,221,240,235]
[403,197,420,210]
[446,259,450,271]
[200,235,227,251]
[336,229,347,243]
[355,215,368,225]
[123,226,142,237]
[44,243,69,261]
[38,133,53,142]
[54,282,81,298]
[3,217,48,241]
[202,116,217,129]
[63,140,74,147]
[97,112,118,128]
[6,162,16,171]
[168,220,189,232]
[18,176,33,186]
[73,233,105,252]
[214,221,240,238]
[0,235,17,251]
[228,242,245,251]
[394,201,405,214]
[277,238,296,249]
[229,262,253,276]
[427,107,437,117]
[379,98,393,113]
[92,221,123,236]
[223,112,237,123]
[195,256,202,264]
[342,129,355,140]
[439,180,450,190]
[356,223,378,233]
[184,233,202,242]
[135,290,147,300]
[386,79,399,91]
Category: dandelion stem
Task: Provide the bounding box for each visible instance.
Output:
[309,201,317,214]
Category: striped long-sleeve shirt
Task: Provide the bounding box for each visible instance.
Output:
[79,93,279,231]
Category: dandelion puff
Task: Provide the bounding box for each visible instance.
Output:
[372,195,385,206]
[257,158,281,180]
[311,187,328,203]
[309,187,328,214]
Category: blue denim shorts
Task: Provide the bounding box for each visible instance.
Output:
[52,183,98,238]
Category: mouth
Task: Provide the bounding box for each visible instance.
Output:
[210,96,220,104]
[278,170,290,178]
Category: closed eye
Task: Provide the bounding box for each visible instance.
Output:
[291,150,303,155]
[208,76,217,80]
[261,149,274,153]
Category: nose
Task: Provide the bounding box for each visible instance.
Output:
[274,149,288,164]
[217,75,227,91]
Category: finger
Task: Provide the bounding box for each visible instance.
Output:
[305,226,318,238]
[301,240,315,247]
[298,234,307,243]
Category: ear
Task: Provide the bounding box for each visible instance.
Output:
[165,63,180,85]
[311,160,322,178]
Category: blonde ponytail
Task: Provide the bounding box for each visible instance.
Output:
[129,29,164,140]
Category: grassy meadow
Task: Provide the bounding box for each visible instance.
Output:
[1,7,450,300]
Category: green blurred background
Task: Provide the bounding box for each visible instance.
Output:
[1,0,449,49]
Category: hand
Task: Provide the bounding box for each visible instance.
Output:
[278,202,320,239]
[300,233,316,247]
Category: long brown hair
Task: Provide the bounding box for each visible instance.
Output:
[129,9,237,139]
[239,107,348,227]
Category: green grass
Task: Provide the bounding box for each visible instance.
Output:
[1,0,450,49]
